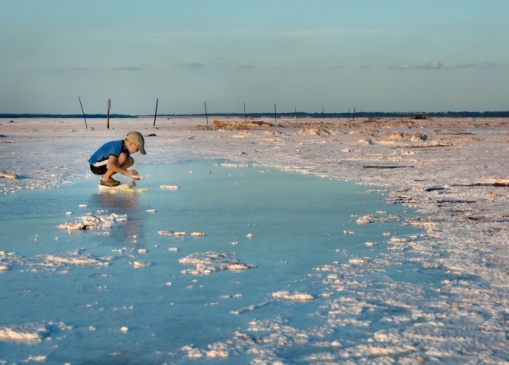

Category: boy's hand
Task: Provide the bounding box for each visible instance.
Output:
[128,170,141,180]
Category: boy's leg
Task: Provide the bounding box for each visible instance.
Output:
[119,155,134,170]
[102,153,134,181]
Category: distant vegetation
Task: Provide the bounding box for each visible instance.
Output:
[1,111,509,119]
[0,113,136,119]
[158,111,509,119]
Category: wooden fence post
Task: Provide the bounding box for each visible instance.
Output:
[78,96,87,129]
[107,99,111,129]
[153,98,159,127]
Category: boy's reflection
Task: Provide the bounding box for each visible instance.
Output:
[89,192,143,244]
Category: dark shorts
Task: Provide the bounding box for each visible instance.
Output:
[90,164,107,175]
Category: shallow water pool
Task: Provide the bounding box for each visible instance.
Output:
[0,160,432,364]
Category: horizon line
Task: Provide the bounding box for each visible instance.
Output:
[2,110,509,119]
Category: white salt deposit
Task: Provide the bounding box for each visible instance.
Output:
[160,184,180,190]
[44,252,110,267]
[57,212,128,231]
[0,327,45,343]
[132,260,151,268]
[356,214,376,224]
[219,163,251,168]
[1,117,508,364]
[25,355,47,363]
[348,258,366,265]
[272,291,314,302]
[158,230,173,236]
[179,251,256,275]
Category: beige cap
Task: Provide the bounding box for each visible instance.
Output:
[126,131,146,155]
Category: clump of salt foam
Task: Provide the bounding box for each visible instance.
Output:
[179,251,256,275]
[0,321,71,343]
[131,260,151,269]
[356,214,377,225]
[160,185,180,190]
[272,290,314,302]
[57,212,128,231]
[0,326,47,343]
[40,250,111,268]
[3,249,111,273]
[219,163,251,168]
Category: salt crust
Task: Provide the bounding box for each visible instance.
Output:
[0,249,111,274]
[179,251,256,275]
[57,212,128,231]
[45,252,110,266]
[272,290,314,302]
[160,184,180,190]
[1,117,508,363]
[157,230,206,237]
[0,322,71,343]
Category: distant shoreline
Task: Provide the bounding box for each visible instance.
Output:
[2,110,509,119]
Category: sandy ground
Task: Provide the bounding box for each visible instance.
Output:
[1,116,508,362]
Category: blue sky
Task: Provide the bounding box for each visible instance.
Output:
[1,0,508,115]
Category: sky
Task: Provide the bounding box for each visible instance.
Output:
[1,0,508,115]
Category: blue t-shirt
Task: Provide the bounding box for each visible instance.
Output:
[88,140,130,164]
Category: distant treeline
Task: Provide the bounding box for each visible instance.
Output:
[154,111,509,119]
[0,114,137,119]
[1,111,509,119]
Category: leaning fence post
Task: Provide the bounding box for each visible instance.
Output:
[153,98,159,127]
[106,99,111,129]
[78,96,87,129]
[204,101,209,125]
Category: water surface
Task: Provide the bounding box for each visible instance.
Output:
[0,160,427,364]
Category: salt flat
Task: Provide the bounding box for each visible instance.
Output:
[0,116,508,363]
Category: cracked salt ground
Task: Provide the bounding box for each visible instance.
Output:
[0,160,426,364]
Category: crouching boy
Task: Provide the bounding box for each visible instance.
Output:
[88,131,146,187]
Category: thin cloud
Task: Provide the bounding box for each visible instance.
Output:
[388,61,444,70]
[238,64,257,70]
[388,61,509,71]
[447,62,509,70]
[176,62,206,69]
[56,67,89,72]
[233,28,399,37]
[112,66,141,71]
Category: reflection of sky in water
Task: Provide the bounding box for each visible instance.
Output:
[0,160,434,364]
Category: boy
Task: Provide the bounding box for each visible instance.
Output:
[88,131,146,187]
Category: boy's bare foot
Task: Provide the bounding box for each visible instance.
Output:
[100,177,120,187]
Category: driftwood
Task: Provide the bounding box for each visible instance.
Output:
[0,170,17,179]
[452,179,509,188]
[436,199,476,204]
